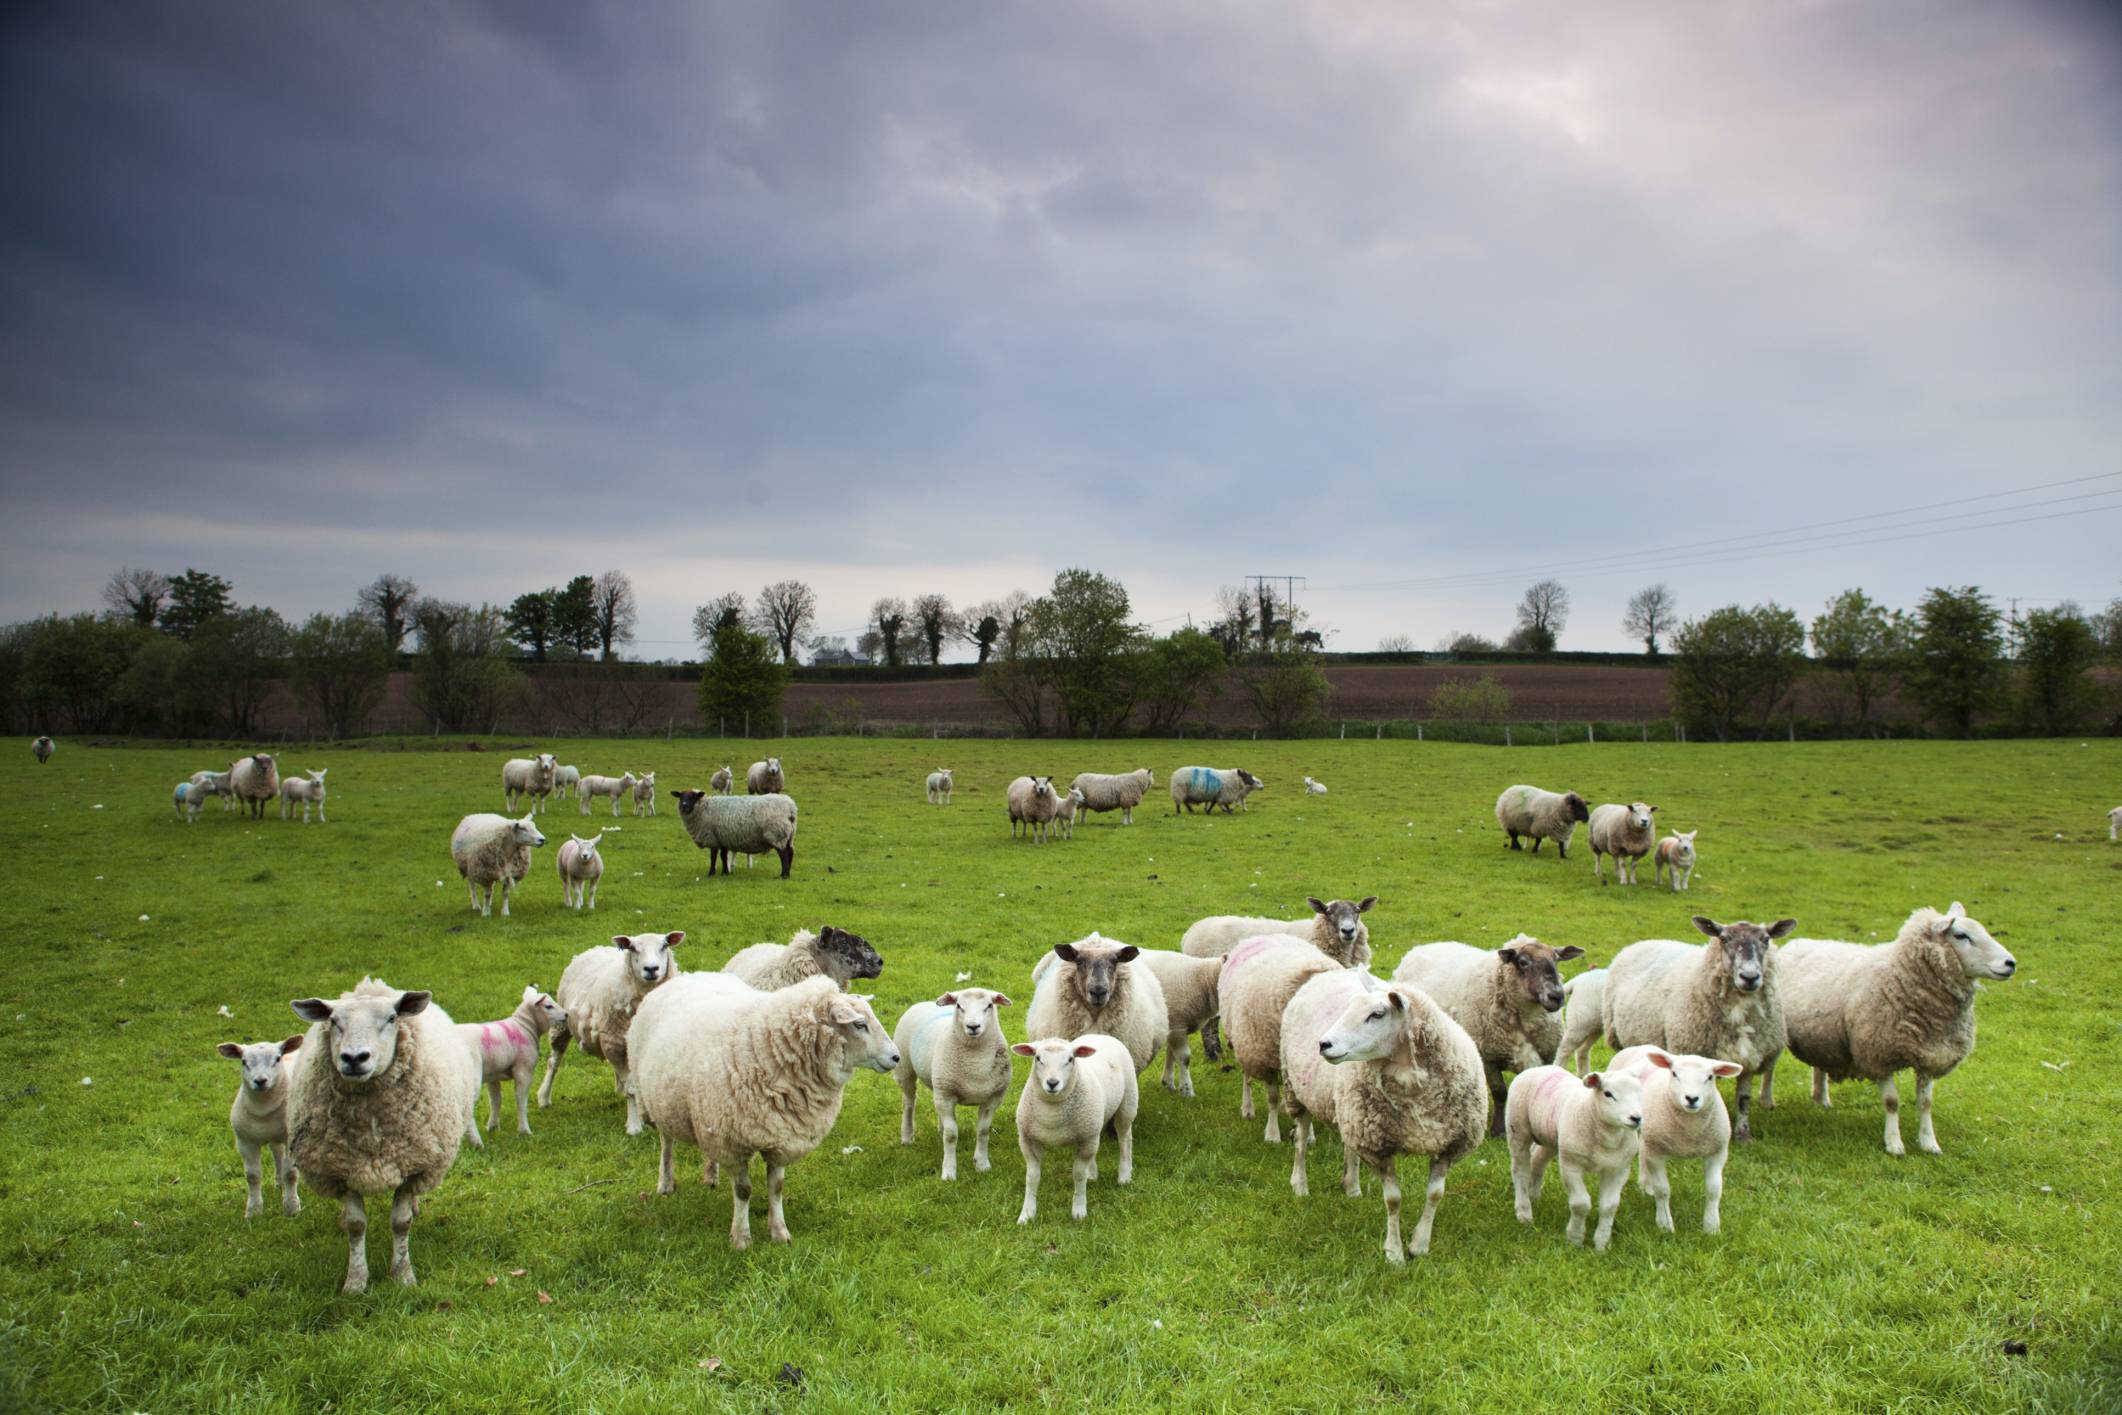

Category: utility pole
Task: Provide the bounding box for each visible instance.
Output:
[1244,574,1307,637]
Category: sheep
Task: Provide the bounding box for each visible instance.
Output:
[1494,784,1591,858]
[630,974,898,1248]
[1390,935,1586,1135]
[285,978,479,1291]
[1609,1045,1744,1234]
[189,768,236,811]
[1302,776,1328,795]
[747,757,784,794]
[1601,916,1796,1143]
[538,931,683,1133]
[1069,768,1155,825]
[893,987,1014,1180]
[1218,936,1346,1141]
[1282,973,1489,1261]
[279,768,328,824]
[1587,801,1659,885]
[710,765,735,795]
[1011,1035,1138,1225]
[553,764,580,800]
[1556,968,1608,1073]
[1170,765,1264,814]
[1131,949,1224,1097]
[1183,895,1377,1057]
[214,1034,303,1218]
[1051,786,1087,840]
[229,753,280,819]
[2109,805,2121,841]
[723,926,883,991]
[1774,903,2017,1156]
[579,772,635,817]
[173,780,205,823]
[448,813,547,918]
[1026,934,1169,1077]
[32,735,53,764]
[555,831,609,910]
[1506,1062,1647,1250]
[501,753,559,815]
[631,770,657,817]
[460,985,566,1138]
[1006,775,1062,843]
[926,768,954,805]
[1654,830,1699,892]
[673,788,798,878]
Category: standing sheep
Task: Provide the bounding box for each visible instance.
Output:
[539,931,683,1133]
[1183,895,1377,1058]
[1587,802,1659,885]
[1132,949,1224,1096]
[1026,934,1170,1076]
[723,926,883,991]
[1654,830,1699,892]
[579,772,634,817]
[32,735,54,764]
[189,769,236,812]
[673,788,798,878]
[710,765,735,795]
[1506,1062,1648,1251]
[1774,903,2016,1156]
[1609,1045,1744,1234]
[1069,768,1154,825]
[1170,765,1264,814]
[747,757,784,794]
[214,1035,303,1218]
[285,978,479,1291]
[448,814,547,918]
[1218,936,1346,1140]
[279,768,328,824]
[501,753,559,816]
[229,754,280,820]
[1051,787,1086,840]
[553,764,581,801]
[1495,784,1590,858]
[2108,805,2120,841]
[631,770,657,817]
[926,768,954,805]
[1011,1035,1138,1225]
[460,985,567,1138]
[1390,936,1586,1135]
[893,987,1014,1180]
[1556,968,1608,1073]
[173,780,205,824]
[555,831,609,910]
[1007,775,1062,843]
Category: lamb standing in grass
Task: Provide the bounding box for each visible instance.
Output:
[1026,934,1169,1076]
[555,831,608,910]
[1012,1035,1138,1224]
[893,987,1014,1179]
[1557,969,1607,1073]
[1506,1062,1647,1251]
[1170,765,1263,814]
[32,735,53,764]
[173,780,205,823]
[926,769,954,805]
[723,926,882,991]
[554,764,580,801]
[1609,1045,1743,1234]
[279,768,328,824]
[230,754,279,820]
[1218,936,1345,1140]
[1391,936,1585,1135]
[1588,802,1659,885]
[1051,786,1086,840]
[631,771,657,817]
[710,765,734,795]
[1495,784,1590,859]
[539,931,682,1133]
[1773,903,2016,1156]
[285,978,479,1291]
[460,985,566,1138]
[579,772,634,817]
[2109,805,2120,841]
[189,769,236,812]
[501,753,559,816]
[1654,830,1699,892]
[1069,768,1154,825]
[673,788,798,878]
[215,1035,303,1218]
[449,813,547,918]
[1132,949,1224,1096]
[1007,775,1062,843]
[747,757,784,794]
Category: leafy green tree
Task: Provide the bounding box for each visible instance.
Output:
[291,612,393,737]
[1031,569,1141,737]
[1232,637,1332,737]
[188,608,291,736]
[158,569,233,640]
[871,597,909,669]
[969,613,1002,665]
[1669,604,1807,741]
[1133,628,1226,733]
[22,614,146,732]
[412,601,522,731]
[1428,673,1511,723]
[697,623,788,733]
[1907,586,2004,738]
[506,590,558,661]
[2015,607,2098,735]
[551,577,598,659]
[1810,589,1910,728]
[913,594,956,666]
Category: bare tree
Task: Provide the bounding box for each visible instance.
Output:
[748,580,817,664]
[590,570,637,662]
[357,574,420,653]
[870,597,910,668]
[102,567,170,627]
[1376,634,1417,653]
[693,593,747,655]
[1622,584,1678,654]
[1513,579,1570,652]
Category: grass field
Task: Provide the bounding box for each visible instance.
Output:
[2,735,2117,1412]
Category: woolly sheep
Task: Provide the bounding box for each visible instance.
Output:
[1587,802,1659,885]
[673,788,798,878]
[449,813,547,917]
[1609,1045,1744,1234]
[1602,916,1795,1143]
[1183,895,1377,1057]
[215,1034,304,1218]
[926,768,954,805]
[460,985,566,1138]
[189,768,236,811]
[555,831,609,910]
[1170,765,1263,815]
[2109,805,2120,841]
[1051,786,1087,840]
[279,768,328,824]
[1011,1035,1138,1225]
[579,772,634,817]
[1495,784,1590,859]
[747,757,784,794]
[173,780,205,824]
[893,987,1014,1180]
[1026,934,1169,1077]
[229,754,280,820]
[1773,903,2016,1156]
[631,974,897,1248]
[1218,936,1346,1141]
[723,926,883,991]
[286,978,479,1291]
[631,770,657,817]
[32,735,53,764]
[1303,776,1328,795]
[1506,1062,1647,1250]
[1654,830,1699,892]
[1391,936,1585,1135]
[1069,768,1154,825]
[1556,968,1607,1073]
[710,765,735,795]
[554,764,580,800]
[501,753,559,815]
[1006,775,1062,843]
[1283,973,1489,1261]
[1131,949,1224,1097]
[539,931,683,1133]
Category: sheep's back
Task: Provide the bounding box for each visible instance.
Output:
[1602,939,1697,1047]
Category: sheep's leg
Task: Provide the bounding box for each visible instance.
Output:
[536,1030,569,1107]
[586,878,597,911]
[1017,1137,1042,1224]
[1485,1064,1507,1136]
[728,1159,753,1249]
[1732,1071,1756,1143]
[464,1104,483,1150]
[1288,1112,1310,1196]
[974,1097,998,1173]
[898,1071,919,1145]
[1701,1149,1726,1234]
[1880,1073,1905,1155]
[484,1079,502,1130]
[937,1097,960,1181]
[513,1064,532,1135]
[1591,1163,1627,1251]
[1070,1142,1095,1220]
[657,1134,676,1195]
[273,1143,300,1216]
[1175,1032,1194,1097]
[498,874,513,918]
[239,1136,265,1219]
[1262,1080,1282,1143]
[467,879,481,914]
[1914,1075,1941,1155]
[618,1062,643,1135]
[1528,1143,1556,1220]
[1114,1109,1133,1185]
[317,802,325,824]
[1408,1156,1450,1256]
[1811,1066,1831,1107]
[1641,1150,1674,1232]
[1562,1162,1592,1246]
[387,1184,419,1285]
[765,1160,791,1243]
[1376,1155,1405,1264]
[1239,1073,1254,1120]
[776,844,793,878]
[704,1158,719,1187]
[579,795,590,817]
[1342,1142,1362,1197]
[1593,851,1606,884]
[1201,1016,1222,1061]
[339,1195,370,1292]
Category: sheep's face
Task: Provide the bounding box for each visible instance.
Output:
[1053,935,1138,1011]
[509,817,547,849]
[1308,895,1377,954]
[292,988,429,1082]
[1584,1069,1646,1132]
[1628,802,1656,832]
[1647,1051,1740,1115]
[1691,917,1795,993]
[829,994,899,1072]
[1236,769,1262,791]
[1670,830,1698,866]
[765,757,782,775]
[1564,792,1590,823]
[522,984,568,1033]
[675,789,708,815]
[940,988,1011,1040]
[218,1036,301,1092]
[1319,985,1404,1064]
[1014,1038,1097,1098]
[937,769,952,784]
[615,931,683,986]
[817,925,884,983]
[1933,903,2015,980]
[1031,776,1054,800]
[536,753,556,771]
[569,833,603,864]
[637,772,655,788]
[1142,768,1155,786]
[1497,935,1585,1013]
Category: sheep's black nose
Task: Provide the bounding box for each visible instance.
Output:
[1318,1039,1333,1054]
[340,1051,369,1070]
[1628,1114,1642,1127]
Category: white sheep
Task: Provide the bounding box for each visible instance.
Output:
[1006,775,1062,843]
[1051,786,1087,840]
[1390,936,1585,1135]
[1609,1045,1743,1234]
[1773,904,2016,1155]
[723,926,883,991]
[1587,801,1658,885]
[1026,934,1169,1076]
[1218,935,1347,1140]
[229,754,280,819]
[893,987,1014,1179]
[747,757,784,794]
[631,770,657,817]
[1011,1035,1138,1224]
[926,768,954,805]
[710,765,735,795]
[673,788,799,878]
[460,985,567,1137]
[279,768,328,824]
[553,764,581,800]
[448,813,547,918]
[32,735,53,764]
[1556,968,1608,1073]
[1068,768,1154,825]
[1183,896,1376,1058]
[555,831,609,910]
[1494,784,1590,859]
[539,931,683,1132]
[501,753,559,815]
[1506,1062,1646,1251]
[2109,805,2120,841]
[189,769,236,812]
[215,1034,303,1218]
[1170,765,1263,814]
[578,772,634,817]
[1302,776,1328,795]
[1131,949,1224,1096]
[1654,830,1699,892]
[173,780,204,824]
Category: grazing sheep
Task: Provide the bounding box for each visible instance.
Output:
[710,765,734,795]
[1654,830,1699,892]
[1218,936,1346,1141]
[539,931,683,1133]
[285,978,479,1291]
[630,770,657,817]
[747,757,784,794]
[1303,776,1328,795]
[673,788,798,878]
[1282,974,1488,1262]
[1069,768,1155,825]
[189,769,236,812]
[555,831,609,911]
[2109,805,2120,841]
[1495,784,1590,858]
[926,768,954,805]
[215,1035,303,1218]
[1006,775,1062,843]
[1183,895,1377,1057]
[1011,1035,1138,1225]
[1774,904,2016,1156]
[1390,936,1586,1135]
[579,772,634,817]
[553,764,580,800]
[448,813,547,918]
[1051,786,1087,840]
[631,974,898,1248]
[1131,949,1224,1096]
[501,753,559,815]
[1026,934,1170,1077]
[1506,1063,1647,1250]
[1557,968,1608,1073]
[460,985,566,1138]
[229,754,280,819]
[893,987,1014,1180]
[32,735,53,764]
[1602,916,1795,1143]
[279,768,328,824]
[1609,1045,1743,1234]
[723,926,882,991]
[173,780,204,824]
[1588,802,1659,885]
[1170,765,1264,814]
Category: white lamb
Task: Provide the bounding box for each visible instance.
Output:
[215,1035,304,1218]
[555,831,609,910]
[279,768,328,824]
[1051,786,1087,840]
[554,764,580,800]
[926,768,954,805]
[1506,1063,1646,1251]
[1026,934,1169,1076]
[1131,948,1224,1097]
[1556,968,1608,1073]
[1068,768,1154,825]
[1587,802,1658,885]
[448,813,547,918]
[2109,805,2120,841]
[1011,1035,1139,1224]
[460,985,567,1137]
[578,772,634,817]
[631,771,657,817]
[189,769,236,812]
[893,987,1014,1180]
[539,931,683,1133]
[710,765,734,795]
[173,780,205,823]
[1495,784,1591,859]
[1654,830,1699,892]
[1609,1045,1743,1234]
[1302,776,1328,795]
[501,753,559,815]
[1390,936,1585,1135]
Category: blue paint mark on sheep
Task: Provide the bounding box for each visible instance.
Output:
[906,1008,953,1076]
[1193,768,1223,798]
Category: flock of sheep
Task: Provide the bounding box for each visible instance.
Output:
[166,752,329,825]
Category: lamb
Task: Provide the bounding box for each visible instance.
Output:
[1026,934,1170,1077]
[1654,830,1699,892]
[926,768,954,805]
[893,987,1014,1179]
[32,735,53,764]
[279,768,328,824]
[285,978,479,1291]
[173,780,204,823]
[555,831,609,910]
[1556,968,1608,1073]
[1587,802,1659,885]
[448,813,547,917]
[723,926,883,991]
[229,754,280,819]
[538,931,683,1133]
[1506,1062,1647,1250]
[2109,805,2120,841]
[1183,895,1376,1057]
[1774,903,2016,1156]
[1069,768,1154,825]
[747,757,784,794]
[1130,949,1224,1096]
[673,788,799,878]
[553,764,580,800]
[1170,765,1264,814]
[1495,784,1591,858]
[1011,1035,1138,1225]
[1282,973,1489,1261]
[1218,936,1346,1140]
[630,974,898,1248]
[1006,775,1062,843]
[1303,776,1328,795]
[501,753,559,815]
[579,772,635,817]
[1390,935,1586,1135]
[215,1034,304,1218]
[459,985,567,1138]
[631,770,657,817]
[710,765,735,795]
[189,769,236,811]
[1051,786,1087,840]
[1608,1045,1743,1233]
[1601,916,1796,1143]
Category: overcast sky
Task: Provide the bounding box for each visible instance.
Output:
[2,0,2117,657]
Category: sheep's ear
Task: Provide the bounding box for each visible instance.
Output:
[827,997,866,1025]
[1690,916,1722,938]
[1115,945,1140,963]
[1386,989,1407,1012]
[1944,901,1965,922]
[1767,918,1797,939]
[1356,896,1377,912]
[1709,1060,1743,1078]
[291,998,333,1022]
[216,1042,243,1059]
[1555,945,1585,961]
[614,936,635,952]
[936,992,958,1007]
[1054,943,1079,963]
[992,993,1013,1008]
[664,931,685,948]
[1648,1050,1674,1069]
[394,991,432,1017]
[1496,945,1521,965]
[280,1035,303,1054]
[1582,1071,1602,1088]
[1010,1043,1036,1057]
[1307,897,1329,916]
[1071,1044,1098,1059]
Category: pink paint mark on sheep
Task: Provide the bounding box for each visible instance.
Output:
[502,1020,530,1048]
[1223,936,1287,976]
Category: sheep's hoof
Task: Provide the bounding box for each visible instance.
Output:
[1918,1139,1942,1156]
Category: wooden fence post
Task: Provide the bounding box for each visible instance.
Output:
[1505,725,1512,747]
